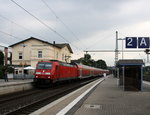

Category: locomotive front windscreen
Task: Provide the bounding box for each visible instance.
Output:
[37,62,52,69]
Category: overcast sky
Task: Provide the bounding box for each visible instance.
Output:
[0,0,150,66]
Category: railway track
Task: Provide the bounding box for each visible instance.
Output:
[0,89,42,104]
[0,77,99,115]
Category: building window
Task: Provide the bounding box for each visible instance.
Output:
[19,52,23,59]
[56,52,58,59]
[38,51,42,58]
[15,70,18,74]
[62,54,64,60]
[19,70,22,74]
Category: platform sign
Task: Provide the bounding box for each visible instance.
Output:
[126,37,150,48]
[126,37,137,48]
[138,37,149,48]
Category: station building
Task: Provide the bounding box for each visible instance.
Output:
[9,37,73,76]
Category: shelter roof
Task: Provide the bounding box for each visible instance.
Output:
[116,59,144,66]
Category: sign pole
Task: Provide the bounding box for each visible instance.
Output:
[115,31,118,66]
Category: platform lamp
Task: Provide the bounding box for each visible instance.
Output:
[144,49,150,63]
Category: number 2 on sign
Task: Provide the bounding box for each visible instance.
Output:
[127,37,133,46]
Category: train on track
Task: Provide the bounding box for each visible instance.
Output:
[34,60,109,85]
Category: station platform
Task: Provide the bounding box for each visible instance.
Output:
[31,75,150,115]
[0,79,33,95]
[0,79,33,87]
[73,76,150,115]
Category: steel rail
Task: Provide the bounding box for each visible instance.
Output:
[3,78,99,115]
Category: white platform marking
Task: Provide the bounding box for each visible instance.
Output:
[30,78,104,115]
[56,78,104,115]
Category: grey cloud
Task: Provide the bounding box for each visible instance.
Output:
[0,0,150,58]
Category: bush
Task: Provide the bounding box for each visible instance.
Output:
[7,66,14,73]
[3,65,14,74]
[0,51,4,65]
[143,75,150,82]
[0,65,4,79]
[0,66,15,79]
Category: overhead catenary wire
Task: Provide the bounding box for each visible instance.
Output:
[10,0,82,51]
[41,0,86,50]
[85,33,114,50]
[0,14,48,40]
[10,0,68,42]
[0,30,23,41]
[84,50,146,52]
[0,14,81,52]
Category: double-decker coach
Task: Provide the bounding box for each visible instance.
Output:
[76,64,108,79]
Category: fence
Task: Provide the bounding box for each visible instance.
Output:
[13,74,34,79]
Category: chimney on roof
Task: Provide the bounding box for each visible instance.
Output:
[53,41,55,45]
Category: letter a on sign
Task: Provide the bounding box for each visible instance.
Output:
[138,37,149,48]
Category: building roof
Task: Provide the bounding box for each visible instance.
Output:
[116,59,144,66]
[54,43,73,53]
[9,37,73,53]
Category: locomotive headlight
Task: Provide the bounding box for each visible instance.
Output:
[36,72,41,74]
[45,72,51,75]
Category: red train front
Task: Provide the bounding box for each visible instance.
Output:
[34,60,78,85]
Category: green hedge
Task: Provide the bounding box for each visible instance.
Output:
[0,65,4,79]
[143,75,150,82]
[0,65,14,79]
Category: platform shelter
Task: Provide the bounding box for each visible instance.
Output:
[116,59,144,91]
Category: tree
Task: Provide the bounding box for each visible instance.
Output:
[82,54,92,66]
[76,54,108,69]
[0,51,4,78]
[84,54,91,61]
[96,59,107,69]
[0,51,4,65]
[78,54,92,66]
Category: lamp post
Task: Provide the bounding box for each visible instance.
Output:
[118,38,125,60]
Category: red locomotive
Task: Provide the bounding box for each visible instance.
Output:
[34,60,109,85]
